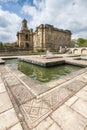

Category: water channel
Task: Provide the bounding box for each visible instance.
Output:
[5,59,82,82]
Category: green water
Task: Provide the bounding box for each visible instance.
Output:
[5,59,82,82]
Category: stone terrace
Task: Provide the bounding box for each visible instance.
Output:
[0,55,87,130]
[19,55,87,67]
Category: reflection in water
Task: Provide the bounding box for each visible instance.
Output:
[18,60,82,82]
[5,59,82,82]
[5,58,18,69]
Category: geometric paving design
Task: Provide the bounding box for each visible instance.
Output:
[43,79,86,110]
[20,98,52,129]
[1,59,87,130]
[11,84,35,105]
[65,80,86,92]
[4,75,21,87]
[43,87,72,110]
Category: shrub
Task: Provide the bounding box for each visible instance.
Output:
[36,48,45,52]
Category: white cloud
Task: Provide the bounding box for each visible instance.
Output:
[33,0,45,10]
[0,0,87,42]
[22,0,87,39]
[0,6,22,42]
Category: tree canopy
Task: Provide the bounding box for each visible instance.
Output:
[70,38,87,47]
[77,38,87,47]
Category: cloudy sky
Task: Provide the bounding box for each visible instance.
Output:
[0,0,87,43]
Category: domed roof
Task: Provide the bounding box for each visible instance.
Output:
[22,19,27,23]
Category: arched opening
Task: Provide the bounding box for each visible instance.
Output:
[73,49,78,54]
[25,34,28,40]
[81,49,87,55]
[25,43,29,48]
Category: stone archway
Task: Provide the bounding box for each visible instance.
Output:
[73,49,78,54]
[81,49,87,55]
[25,42,30,48]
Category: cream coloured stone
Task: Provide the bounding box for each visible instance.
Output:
[0,77,2,83]
[0,108,19,129]
[34,117,53,130]
[51,104,87,130]
[85,126,87,130]
[17,19,71,51]
[78,77,87,83]
[8,123,23,130]
[65,95,78,106]
[83,85,87,91]
[48,123,61,130]
[76,89,87,101]
[71,99,87,118]
[0,83,6,94]
[0,92,13,114]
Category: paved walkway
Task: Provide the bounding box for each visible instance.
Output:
[0,55,87,130]
[0,66,23,130]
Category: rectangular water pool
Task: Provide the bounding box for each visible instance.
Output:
[5,59,82,82]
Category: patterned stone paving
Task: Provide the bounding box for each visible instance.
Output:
[42,76,87,110]
[4,75,21,87]
[8,64,87,96]
[64,79,86,92]
[1,64,87,129]
[0,69,23,130]
[11,84,35,105]
[0,56,87,130]
[1,74,35,106]
[20,98,52,129]
[43,87,72,110]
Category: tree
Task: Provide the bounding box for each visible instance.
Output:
[0,42,3,49]
[77,38,87,47]
[4,42,11,47]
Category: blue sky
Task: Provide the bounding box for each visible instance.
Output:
[0,0,87,42]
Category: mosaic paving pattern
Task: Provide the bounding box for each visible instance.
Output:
[20,98,52,129]
[1,58,87,130]
[1,70,36,105]
[11,84,35,105]
[43,87,72,110]
[43,78,87,110]
[4,75,21,87]
[65,80,86,92]
[2,74,35,105]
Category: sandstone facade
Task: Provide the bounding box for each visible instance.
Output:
[17,19,71,51]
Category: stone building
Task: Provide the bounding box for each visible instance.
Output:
[17,19,33,49]
[17,19,71,51]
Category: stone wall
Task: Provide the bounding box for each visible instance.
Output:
[68,47,87,55]
[33,24,71,51]
[17,19,71,51]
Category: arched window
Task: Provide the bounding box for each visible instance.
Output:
[25,34,28,40]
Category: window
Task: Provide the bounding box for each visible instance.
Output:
[25,34,28,40]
